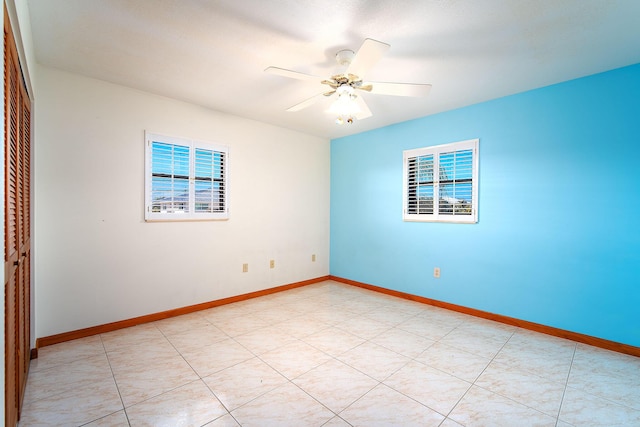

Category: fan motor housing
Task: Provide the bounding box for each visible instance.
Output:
[335,49,355,66]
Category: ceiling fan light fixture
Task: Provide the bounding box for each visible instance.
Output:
[329,86,360,124]
[335,116,354,125]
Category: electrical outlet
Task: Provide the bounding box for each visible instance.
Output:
[242,263,248,273]
[434,267,441,278]
[270,259,275,269]
[311,254,316,262]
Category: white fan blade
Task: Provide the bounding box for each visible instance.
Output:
[347,38,390,78]
[286,92,325,112]
[265,66,321,83]
[354,96,372,120]
[366,81,432,97]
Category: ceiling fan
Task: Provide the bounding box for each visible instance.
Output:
[265,39,432,125]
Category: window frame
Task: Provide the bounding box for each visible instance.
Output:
[403,138,479,223]
[144,131,229,221]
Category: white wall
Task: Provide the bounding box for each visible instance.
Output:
[34,66,330,338]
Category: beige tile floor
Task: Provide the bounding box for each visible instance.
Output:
[19,280,640,426]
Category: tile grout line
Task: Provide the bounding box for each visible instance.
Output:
[554,342,577,427]
[156,318,245,425]
[250,306,385,426]
[215,303,350,425]
[214,310,332,421]
[107,325,212,418]
[336,313,464,425]
[438,326,518,424]
[333,305,498,424]
[98,333,133,427]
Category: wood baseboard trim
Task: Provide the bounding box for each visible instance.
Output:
[329,275,640,358]
[36,275,330,349]
[36,274,639,358]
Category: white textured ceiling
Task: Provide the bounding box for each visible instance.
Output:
[27,0,640,139]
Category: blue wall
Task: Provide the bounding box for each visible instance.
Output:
[330,63,640,347]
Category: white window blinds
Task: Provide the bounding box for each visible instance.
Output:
[145,132,229,221]
[403,139,478,223]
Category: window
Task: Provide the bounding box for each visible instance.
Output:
[145,132,229,221]
[403,139,478,223]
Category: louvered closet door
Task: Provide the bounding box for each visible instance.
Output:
[4,6,32,426]
[19,92,31,399]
